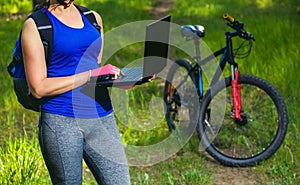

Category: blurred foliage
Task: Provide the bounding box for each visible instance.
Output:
[0,0,31,14]
[0,0,95,14]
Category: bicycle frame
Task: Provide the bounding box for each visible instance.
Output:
[190,32,237,89]
[171,16,255,122]
[188,30,243,120]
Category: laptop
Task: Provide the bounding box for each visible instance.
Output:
[91,15,171,87]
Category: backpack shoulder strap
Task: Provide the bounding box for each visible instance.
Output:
[74,4,102,33]
[29,9,53,66]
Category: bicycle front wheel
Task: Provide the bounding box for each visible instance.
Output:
[198,74,288,167]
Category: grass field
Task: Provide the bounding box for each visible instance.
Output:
[0,0,299,184]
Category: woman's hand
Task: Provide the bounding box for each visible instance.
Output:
[90,64,124,80]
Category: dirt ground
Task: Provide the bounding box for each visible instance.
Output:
[150,1,263,184]
[203,154,262,185]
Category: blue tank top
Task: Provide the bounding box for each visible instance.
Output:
[42,9,113,118]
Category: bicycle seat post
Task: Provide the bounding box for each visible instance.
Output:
[194,37,201,64]
[181,25,205,64]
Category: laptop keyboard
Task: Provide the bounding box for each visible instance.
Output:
[119,67,143,81]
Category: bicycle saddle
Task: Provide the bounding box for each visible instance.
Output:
[181,25,205,40]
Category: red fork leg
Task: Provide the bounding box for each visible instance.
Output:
[231,70,242,120]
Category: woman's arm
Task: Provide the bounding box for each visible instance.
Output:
[21,18,90,99]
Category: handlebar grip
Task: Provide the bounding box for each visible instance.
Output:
[223,13,235,23]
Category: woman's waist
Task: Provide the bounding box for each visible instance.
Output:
[42,90,113,118]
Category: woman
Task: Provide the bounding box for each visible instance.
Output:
[21,0,131,184]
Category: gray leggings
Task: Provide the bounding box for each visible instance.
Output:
[38,112,131,185]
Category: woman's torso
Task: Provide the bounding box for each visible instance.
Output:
[42,7,112,118]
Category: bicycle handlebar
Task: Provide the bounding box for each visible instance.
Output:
[223,13,235,23]
[223,13,255,41]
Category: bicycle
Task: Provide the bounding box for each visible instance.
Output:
[163,13,288,167]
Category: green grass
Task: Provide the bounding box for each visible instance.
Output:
[0,134,49,185]
[1,0,299,184]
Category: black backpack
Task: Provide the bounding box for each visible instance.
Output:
[7,4,101,112]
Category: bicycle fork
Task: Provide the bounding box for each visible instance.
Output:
[226,31,243,121]
[231,69,243,121]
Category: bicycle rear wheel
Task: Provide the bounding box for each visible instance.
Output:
[164,59,198,131]
[198,74,288,167]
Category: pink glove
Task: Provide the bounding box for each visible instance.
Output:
[91,64,134,89]
[90,64,120,77]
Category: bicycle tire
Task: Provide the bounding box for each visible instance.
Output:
[198,74,288,167]
[163,59,198,131]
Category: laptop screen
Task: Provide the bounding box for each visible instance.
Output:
[143,16,171,77]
